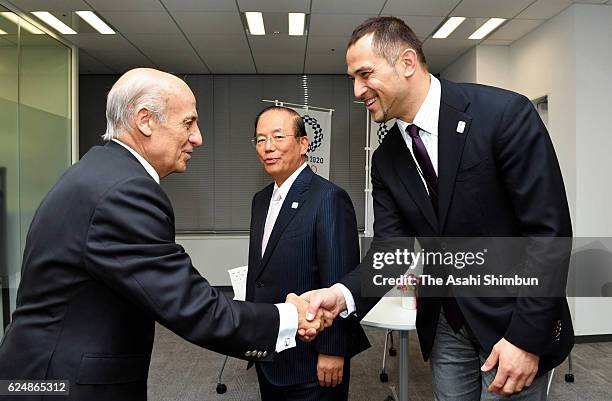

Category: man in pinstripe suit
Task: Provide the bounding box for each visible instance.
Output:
[246,106,370,401]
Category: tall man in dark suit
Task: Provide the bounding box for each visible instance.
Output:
[247,106,370,401]
[302,17,573,400]
[0,68,324,401]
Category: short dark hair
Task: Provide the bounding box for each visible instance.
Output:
[254,106,307,138]
[348,16,427,67]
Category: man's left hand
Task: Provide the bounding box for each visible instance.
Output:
[317,354,344,387]
[481,337,539,396]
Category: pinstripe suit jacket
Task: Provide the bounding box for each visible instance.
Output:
[246,166,370,386]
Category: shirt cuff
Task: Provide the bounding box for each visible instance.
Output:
[333,283,356,318]
[274,303,297,352]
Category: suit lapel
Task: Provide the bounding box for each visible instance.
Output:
[437,80,472,232]
[387,125,438,233]
[253,167,313,281]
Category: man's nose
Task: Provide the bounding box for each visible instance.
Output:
[263,137,276,151]
[191,126,203,147]
[354,78,367,99]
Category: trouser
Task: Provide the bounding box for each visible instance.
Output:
[429,311,548,401]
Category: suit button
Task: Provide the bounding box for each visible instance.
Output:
[256,282,264,288]
[257,351,263,358]
[262,351,268,358]
[245,351,252,357]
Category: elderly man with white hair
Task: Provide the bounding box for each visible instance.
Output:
[0,68,325,401]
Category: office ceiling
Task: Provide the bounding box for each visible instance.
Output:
[4,0,612,74]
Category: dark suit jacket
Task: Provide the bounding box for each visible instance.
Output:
[341,79,574,377]
[0,141,280,401]
[246,167,370,386]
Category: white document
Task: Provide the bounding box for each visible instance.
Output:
[228,265,248,301]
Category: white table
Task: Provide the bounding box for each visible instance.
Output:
[360,296,417,401]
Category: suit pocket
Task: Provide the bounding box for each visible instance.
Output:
[455,157,490,181]
[279,227,309,241]
[76,353,149,384]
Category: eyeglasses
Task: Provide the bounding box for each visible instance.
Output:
[251,134,298,147]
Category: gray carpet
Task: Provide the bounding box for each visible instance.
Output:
[148,324,612,401]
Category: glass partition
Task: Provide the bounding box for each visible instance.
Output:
[0,5,72,336]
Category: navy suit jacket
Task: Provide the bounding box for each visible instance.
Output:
[0,142,279,401]
[247,166,370,386]
[341,79,574,377]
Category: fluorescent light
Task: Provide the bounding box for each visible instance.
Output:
[468,18,506,40]
[32,11,76,35]
[0,12,44,34]
[245,12,265,35]
[288,12,305,36]
[432,17,465,39]
[0,28,7,34]
[76,11,115,34]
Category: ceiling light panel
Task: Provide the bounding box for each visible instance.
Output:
[432,17,466,39]
[76,11,114,34]
[288,12,305,36]
[468,18,506,40]
[245,11,265,35]
[32,11,76,34]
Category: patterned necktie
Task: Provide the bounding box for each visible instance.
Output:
[407,124,438,212]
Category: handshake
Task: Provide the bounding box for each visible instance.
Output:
[285,286,348,342]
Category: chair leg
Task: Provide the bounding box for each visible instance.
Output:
[380,329,390,382]
[546,368,554,396]
[389,330,397,356]
[216,356,229,394]
[565,352,574,383]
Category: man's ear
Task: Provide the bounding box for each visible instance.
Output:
[135,108,153,137]
[300,135,309,156]
[399,48,418,78]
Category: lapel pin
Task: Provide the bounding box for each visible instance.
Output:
[291,202,299,209]
[456,121,466,134]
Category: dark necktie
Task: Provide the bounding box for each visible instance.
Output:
[407,124,464,332]
[407,124,438,211]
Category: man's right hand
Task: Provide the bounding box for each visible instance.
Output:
[297,287,347,341]
[286,293,326,341]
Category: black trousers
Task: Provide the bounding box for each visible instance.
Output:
[256,362,351,401]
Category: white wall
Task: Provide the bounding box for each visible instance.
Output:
[475,45,512,90]
[177,235,249,286]
[441,45,512,90]
[441,47,477,83]
[570,4,612,335]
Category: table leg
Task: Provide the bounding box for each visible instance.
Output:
[399,330,409,401]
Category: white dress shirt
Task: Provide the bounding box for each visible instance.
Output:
[111,138,298,352]
[261,162,309,256]
[336,74,441,317]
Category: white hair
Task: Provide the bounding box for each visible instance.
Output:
[102,75,168,141]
